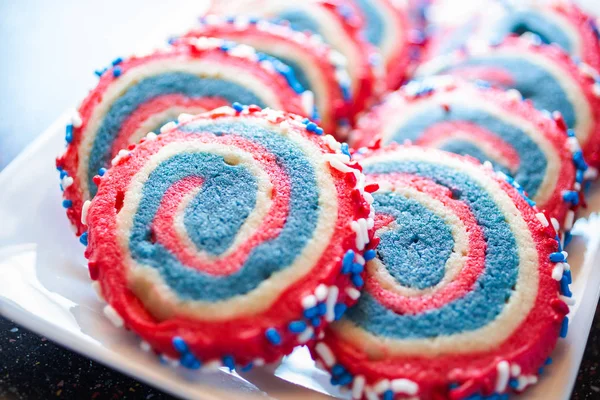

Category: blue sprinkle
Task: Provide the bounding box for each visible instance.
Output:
[241,362,253,372]
[315,127,324,135]
[248,17,259,24]
[302,118,310,124]
[549,252,565,262]
[316,302,327,316]
[538,367,545,375]
[265,328,282,345]
[65,124,73,143]
[352,274,364,288]
[340,143,351,158]
[98,167,107,176]
[303,306,319,319]
[222,355,235,371]
[342,250,355,274]
[220,43,232,51]
[79,232,88,246]
[337,4,354,20]
[545,357,553,365]
[330,376,339,386]
[526,197,536,208]
[167,37,178,45]
[564,269,572,284]
[564,231,573,247]
[474,80,491,89]
[172,336,188,353]
[338,373,353,386]
[341,85,352,101]
[62,199,73,208]
[158,355,168,365]
[351,263,364,274]
[576,169,584,183]
[305,122,318,132]
[311,317,321,327]
[331,364,345,376]
[111,57,123,66]
[383,389,394,400]
[334,303,347,320]
[112,66,122,78]
[509,378,519,389]
[567,129,576,138]
[225,16,235,23]
[288,320,307,333]
[560,316,569,338]
[573,151,588,171]
[59,169,68,179]
[364,249,376,261]
[94,68,106,77]
[232,102,244,112]
[181,353,201,369]
[562,191,579,205]
[560,275,572,297]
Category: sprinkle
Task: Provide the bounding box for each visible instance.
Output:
[352,375,366,399]
[71,111,83,128]
[103,305,124,327]
[535,213,549,227]
[253,358,265,367]
[304,306,319,319]
[65,124,74,143]
[62,199,73,208]
[364,387,379,400]
[91,281,103,301]
[495,360,510,392]
[391,379,418,395]
[139,341,151,352]
[61,176,74,190]
[301,294,317,309]
[94,68,106,77]
[510,363,521,377]
[325,286,339,322]
[112,66,122,78]
[351,263,364,274]
[81,200,91,225]
[98,167,107,176]
[373,379,391,394]
[383,390,394,400]
[345,287,361,300]
[301,91,315,118]
[232,102,244,113]
[560,275,572,297]
[564,210,575,231]
[288,320,307,333]
[334,303,347,320]
[79,232,88,246]
[181,353,201,369]
[297,326,314,343]
[315,284,329,301]
[552,263,565,281]
[352,274,364,288]
[172,336,188,353]
[549,252,565,262]
[222,355,235,371]
[315,342,336,367]
[265,328,282,345]
[160,121,177,133]
[311,317,321,327]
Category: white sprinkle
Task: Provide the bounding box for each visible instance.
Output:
[551,217,560,233]
[352,376,366,399]
[517,375,538,391]
[346,287,362,300]
[328,158,354,173]
[535,213,549,227]
[315,284,329,302]
[61,176,74,189]
[593,83,600,98]
[91,281,104,301]
[81,200,91,226]
[506,89,523,101]
[71,110,83,128]
[297,327,314,344]
[510,363,521,377]
[561,295,576,305]
[563,262,571,271]
[323,134,342,152]
[483,160,493,170]
[351,221,363,250]
[301,90,315,118]
[585,167,599,180]
[363,192,374,205]
[145,132,158,140]
[391,378,418,395]
[568,137,581,153]
[233,15,250,30]
[325,285,339,322]
[193,36,222,51]
[177,113,194,123]
[496,360,510,393]
[373,379,391,394]
[552,263,565,281]
[140,341,152,352]
[329,50,347,67]
[308,33,324,46]
[259,60,276,73]
[302,294,317,309]
[355,253,365,266]
[228,44,258,61]
[202,360,223,371]
[574,182,582,191]
[253,358,265,367]
[111,149,130,166]
[317,331,325,340]
[204,14,220,25]
[564,210,575,231]
[315,343,336,367]
[364,387,379,400]
[164,356,180,368]
[578,62,598,79]
[103,305,124,328]
[160,121,177,133]
[562,251,569,260]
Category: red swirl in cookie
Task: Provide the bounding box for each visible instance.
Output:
[311,146,571,400]
[180,15,353,137]
[84,106,375,370]
[352,77,584,235]
[55,38,315,235]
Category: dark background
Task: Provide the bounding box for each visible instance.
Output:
[0,0,599,399]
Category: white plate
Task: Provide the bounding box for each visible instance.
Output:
[0,112,599,400]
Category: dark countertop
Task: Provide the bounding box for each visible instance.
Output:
[0,1,599,399]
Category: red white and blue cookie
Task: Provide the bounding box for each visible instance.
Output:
[217,0,383,119]
[55,38,316,235]
[424,0,600,72]
[348,0,425,89]
[352,77,585,237]
[312,145,572,400]
[417,36,600,171]
[83,106,376,371]
[178,15,353,136]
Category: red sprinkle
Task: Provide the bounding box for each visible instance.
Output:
[364,183,379,193]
